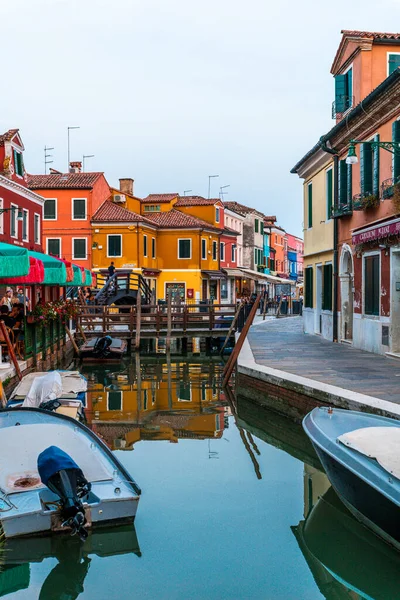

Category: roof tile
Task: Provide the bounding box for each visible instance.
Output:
[175,196,221,207]
[0,129,19,146]
[92,201,155,224]
[27,172,104,190]
[144,209,220,230]
[141,193,179,204]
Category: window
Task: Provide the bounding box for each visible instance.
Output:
[44,199,57,220]
[212,241,217,261]
[334,67,352,112]
[13,150,24,177]
[393,120,400,181]
[22,209,28,241]
[34,213,40,244]
[388,53,400,75]
[73,238,87,259]
[108,391,122,411]
[107,234,122,257]
[231,244,236,262]
[220,242,225,261]
[322,264,333,311]
[72,198,86,220]
[152,237,156,259]
[339,160,352,206]
[364,255,380,316]
[275,234,278,243]
[305,267,313,308]
[215,207,220,223]
[260,221,264,235]
[10,204,17,238]
[143,235,147,257]
[178,239,191,259]
[201,238,207,260]
[143,205,161,212]
[326,169,333,219]
[221,279,228,300]
[47,238,61,257]
[178,381,191,402]
[255,219,259,233]
[360,140,374,196]
[307,183,313,228]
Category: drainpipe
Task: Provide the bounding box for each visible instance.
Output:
[318,138,339,343]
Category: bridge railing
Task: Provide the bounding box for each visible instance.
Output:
[94,270,152,305]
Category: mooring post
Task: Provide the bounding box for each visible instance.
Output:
[135,292,142,351]
[166,294,172,352]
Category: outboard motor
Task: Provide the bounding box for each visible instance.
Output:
[92,335,112,358]
[38,446,91,541]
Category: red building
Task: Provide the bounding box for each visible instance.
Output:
[0,129,43,251]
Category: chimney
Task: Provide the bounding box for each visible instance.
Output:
[69,161,82,173]
[119,178,134,196]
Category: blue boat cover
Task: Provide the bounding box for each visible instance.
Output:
[37,445,80,485]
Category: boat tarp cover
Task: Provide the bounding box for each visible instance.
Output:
[38,446,80,485]
[0,243,30,279]
[11,371,87,399]
[22,371,63,408]
[0,423,111,494]
[339,427,400,480]
[28,251,67,285]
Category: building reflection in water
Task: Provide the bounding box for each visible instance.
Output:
[82,358,228,451]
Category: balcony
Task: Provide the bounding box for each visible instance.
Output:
[381,176,400,200]
[332,202,353,218]
[331,95,354,120]
[352,192,380,211]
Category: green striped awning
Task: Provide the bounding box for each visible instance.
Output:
[28,251,67,285]
[0,243,30,278]
[84,269,92,286]
[71,265,83,286]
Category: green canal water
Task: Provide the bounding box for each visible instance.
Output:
[3,358,400,599]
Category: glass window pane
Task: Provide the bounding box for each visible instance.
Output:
[44,199,56,219]
[74,239,86,259]
[108,235,121,257]
[73,199,86,219]
[48,239,60,257]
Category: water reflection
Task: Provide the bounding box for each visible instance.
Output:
[81,358,227,451]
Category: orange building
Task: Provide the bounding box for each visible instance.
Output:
[27,162,110,270]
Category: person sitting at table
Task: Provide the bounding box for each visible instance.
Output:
[12,304,24,329]
[0,306,16,328]
[17,287,30,309]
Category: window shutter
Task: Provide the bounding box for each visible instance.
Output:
[308,184,313,227]
[393,120,400,180]
[347,163,353,204]
[346,69,352,107]
[373,134,380,197]
[322,264,333,311]
[255,219,259,233]
[326,169,333,218]
[260,221,264,235]
[335,75,347,112]
[360,143,373,196]
[389,54,400,75]
[339,161,347,206]
[305,267,313,308]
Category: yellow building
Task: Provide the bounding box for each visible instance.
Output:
[140,193,179,214]
[291,149,334,340]
[174,196,223,229]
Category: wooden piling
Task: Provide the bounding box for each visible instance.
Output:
[220,302,242,355]
[166,295,172,352]
[0,321,22,380]
[135,292,142,351]
[65,325,80,355]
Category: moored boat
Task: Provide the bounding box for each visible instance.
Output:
[303,406,400,549]
[0,408,141,539]
[79,335,127,362]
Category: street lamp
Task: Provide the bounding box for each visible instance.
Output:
[208,175,219,199]
[67,126,80,169]
[0,207,24,220]
[346,138,400,165]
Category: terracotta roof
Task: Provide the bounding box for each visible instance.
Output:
[0,129,19,146]
[175,196,221,207]
[110,187,142,201]
[223,201,256,215]
[141,193,178,204]
[331,30,400,74]
[92,201,155,224]
[27,172,104,190]
[144,209,220,231]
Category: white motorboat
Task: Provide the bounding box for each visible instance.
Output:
[0,408,141,539]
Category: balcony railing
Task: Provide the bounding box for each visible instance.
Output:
[331,96,354,120]
[352,192,380,211]
[332,202,353,218]
[381,176,400,199]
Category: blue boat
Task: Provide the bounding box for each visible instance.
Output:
[303,406,400,549]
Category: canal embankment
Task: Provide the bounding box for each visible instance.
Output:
[237,317,400,420]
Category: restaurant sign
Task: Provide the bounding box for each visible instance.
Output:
[352,219,400,245]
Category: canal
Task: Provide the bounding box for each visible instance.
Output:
[3,357,400,599]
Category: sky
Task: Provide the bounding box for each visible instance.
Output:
[2,0,400,237]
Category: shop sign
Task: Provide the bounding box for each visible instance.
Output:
[352,219,400,245]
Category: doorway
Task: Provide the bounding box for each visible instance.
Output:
[391,251,400,353]
[339,245,354,342]
[315,264,322,334]
[202,279,208,301]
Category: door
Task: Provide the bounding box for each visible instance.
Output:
[209,281,217,302]
[202,279,208,301]
[315,264,322,334]
[392,252,400,353]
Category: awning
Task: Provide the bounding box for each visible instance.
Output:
[222,268,246,278]
[0,256,45,285]
[239,268,294,285]
[142,268,161,276]
[352,217,400,245]
[201,270,226,279]
[71,265,83,286]
[0,243,30,278]
[58,258,74,283]
[80,267,93,287]
[29,251,67,285]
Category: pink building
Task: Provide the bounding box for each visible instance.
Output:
[286,233,304,281]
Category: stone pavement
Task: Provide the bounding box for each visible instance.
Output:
[247,317,400,404]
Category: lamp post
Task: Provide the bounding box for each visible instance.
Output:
[67,126,80,169]
[346,139,400,164]
[208,175,219,199]
[83,154,95,172]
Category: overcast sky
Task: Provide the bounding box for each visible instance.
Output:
[2,0,400,236]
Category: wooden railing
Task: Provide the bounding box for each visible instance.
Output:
[94,270,152,305]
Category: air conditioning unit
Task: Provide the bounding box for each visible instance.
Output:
[114,194,126,203]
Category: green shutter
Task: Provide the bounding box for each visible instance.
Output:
[308,183,313,227]
[365,256,380,316]
[335,75,347,112]
[322,264,333,311]
[255,219,259,233]
[347,163,353,204]
[388,54,400,75]
[326,169,333,218]
[373,134,380,197]
[360,143,373,196]
[393,120,400,180]
[305,267,313,308]
[339,161,347,206]
[260,221,264,235]
[346,69,352,107]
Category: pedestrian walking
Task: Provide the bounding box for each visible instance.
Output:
[108,262,115,279]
